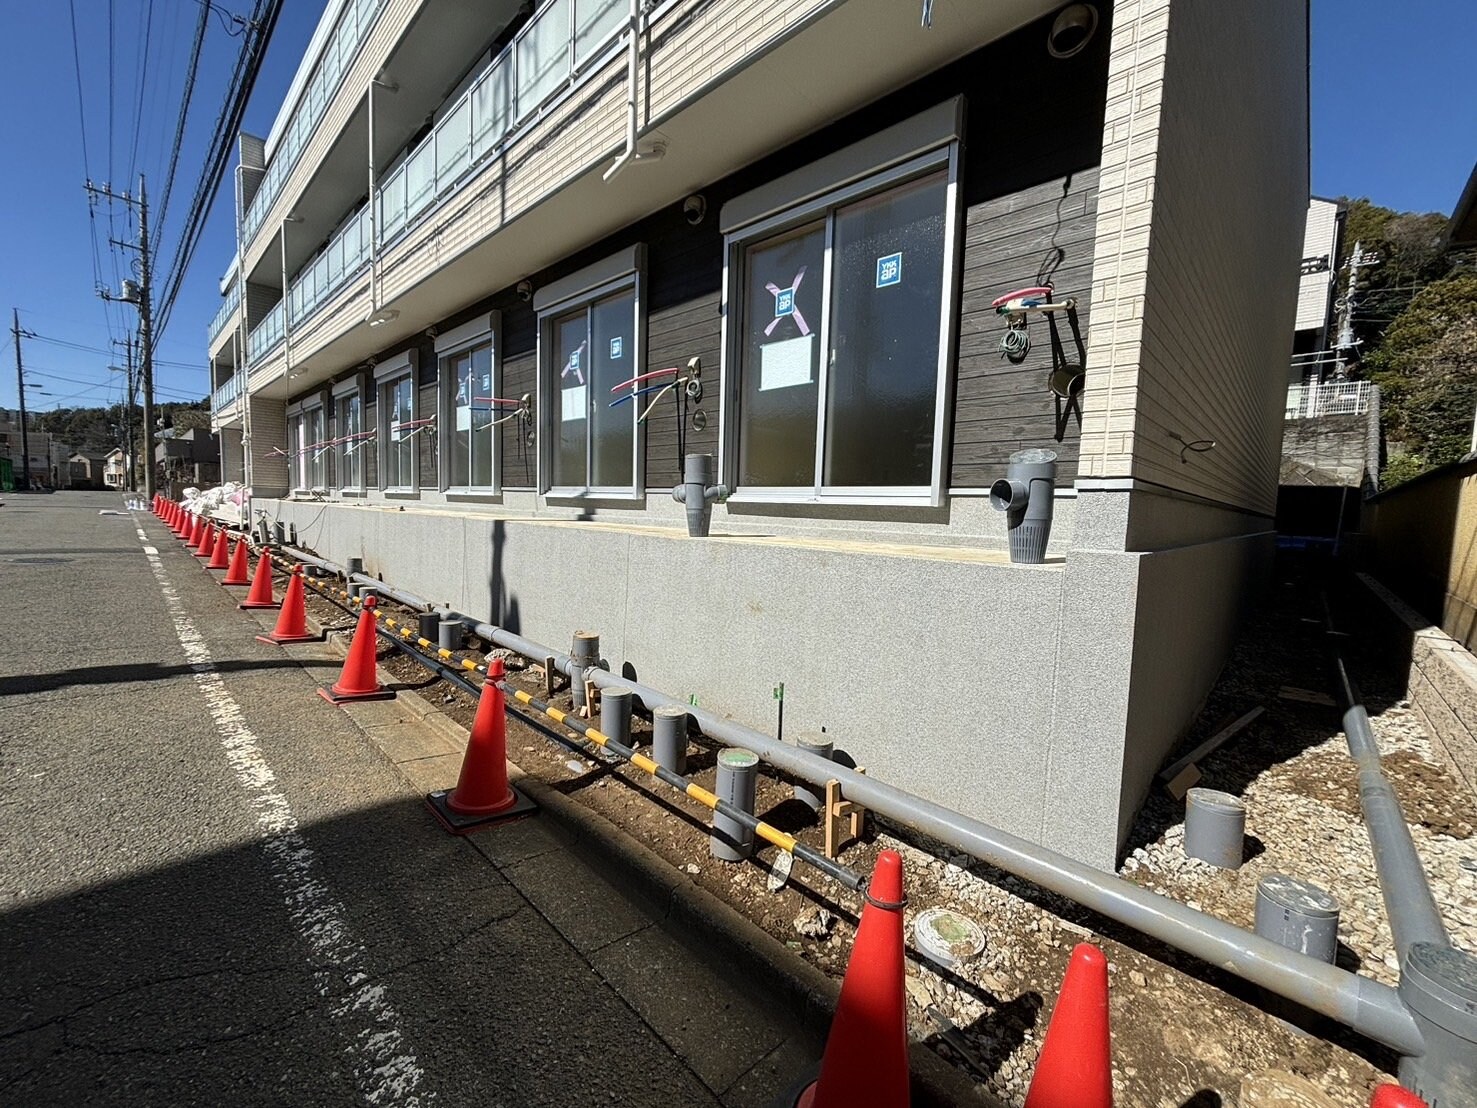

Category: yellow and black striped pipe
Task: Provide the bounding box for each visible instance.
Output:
[260,544,865,892]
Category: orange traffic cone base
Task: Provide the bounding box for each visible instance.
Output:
[424,784,536,834]
[316,681,396,705]
[239,596,282,610]
[256,629,319,645]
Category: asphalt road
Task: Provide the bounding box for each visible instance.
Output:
[0,492,795,1106]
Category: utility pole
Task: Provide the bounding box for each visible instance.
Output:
[1333,240,1379,380]
[11,308,32,491]
[89,173,156,498]
[113,336,136,491]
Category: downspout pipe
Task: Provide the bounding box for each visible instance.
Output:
[601,0,642,182]
[261,543,1424,1056]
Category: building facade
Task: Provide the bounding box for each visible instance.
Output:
[207,0,1309,868]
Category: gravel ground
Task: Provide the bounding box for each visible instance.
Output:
[295,561,1476,1108]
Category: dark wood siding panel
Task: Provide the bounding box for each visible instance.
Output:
[417,381,439,489]
[643,290,721,488]
[363,400,378,489]
[500,351,537,488]
[950,169,1098,489]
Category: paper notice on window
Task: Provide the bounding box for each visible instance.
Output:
[759,335,815,392]
[456,404,472,431]
[390,419,402,442]
[561,384,587,422]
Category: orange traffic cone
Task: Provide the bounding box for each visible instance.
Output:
[426,658,535,832]
[317,595,395,704]
[170,505,185,535]
[207,528,231,569]
[238,551,279,609]
[256,566,317,644]
[793,850,909,1108]
[194,521,215,557]
[222,540,251,586]
[186,513,202,545]
[1024,944,1113,1108]
[1371,1087,1428,1108]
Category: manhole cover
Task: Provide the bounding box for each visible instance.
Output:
[8,557,71,565]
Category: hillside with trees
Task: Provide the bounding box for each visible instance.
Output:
[1334,197,1475,486]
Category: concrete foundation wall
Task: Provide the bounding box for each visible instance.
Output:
[269,498,1167,865]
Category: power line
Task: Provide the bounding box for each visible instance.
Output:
[23,332,207,372]
[154,0,284,341]
[127,0,157,184]
[152,1,212,258]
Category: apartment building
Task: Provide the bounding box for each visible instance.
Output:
[206,0,1309,868]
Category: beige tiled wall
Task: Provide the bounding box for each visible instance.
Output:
[1081,0,1308,520]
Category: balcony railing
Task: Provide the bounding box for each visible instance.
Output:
[212,372,244,412]
[207,282,241,346]
[241,0,385,246]
[1285,379,1373,420]
[242,0,630,367]
[288,205,372,327]
[378,0,626,243]
[247,301,285,365]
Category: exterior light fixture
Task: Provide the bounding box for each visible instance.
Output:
[1047,4,1098,58]
[367,308,400,327]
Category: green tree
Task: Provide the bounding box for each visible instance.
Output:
[1366,273,1477,484]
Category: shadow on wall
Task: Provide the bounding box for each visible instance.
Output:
[490,519,520,635]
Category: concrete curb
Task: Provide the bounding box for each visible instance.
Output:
[300,611,990,1106]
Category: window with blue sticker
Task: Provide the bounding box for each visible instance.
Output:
[546,288,638,491]
[444,337,497,490]
[735,169,949,491]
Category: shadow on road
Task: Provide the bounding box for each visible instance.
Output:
[0,658,339,697]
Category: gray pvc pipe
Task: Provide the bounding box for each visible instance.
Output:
[269,549,1423,1056]
[712,748,759,861]
[1335,657,1449,959]
[577,667,1421,1055]
[652,705,688,775]
[601,687,633,749]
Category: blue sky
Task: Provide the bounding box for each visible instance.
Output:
[0,0,1472,414]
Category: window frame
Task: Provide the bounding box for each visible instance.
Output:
[375,349,420,494]
[436,312,503,497]
[287,396,328,493]
[332,374,367,494]
[717,100,964,508]
[534,245,646,500]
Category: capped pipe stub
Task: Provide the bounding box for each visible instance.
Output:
[1258,873,1339,919]
[1400,942,1477,1042]
[718,748,760,771]
[1186,787,1244,812]
[914,908,986,969]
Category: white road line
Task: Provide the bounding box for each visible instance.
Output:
[134,525,432,1106]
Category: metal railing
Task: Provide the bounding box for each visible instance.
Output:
[241,0,385,246]
[207,282,241,346]
[378,0,626,243]
[243,0,631,367]
[1285,379,1373,420]
[211,372,243,413]
[288,205,372,328]
[246,301,285,365]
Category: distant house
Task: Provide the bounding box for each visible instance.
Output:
[156,427,221,489]
[102,448,128,490]
[67,452,109,490]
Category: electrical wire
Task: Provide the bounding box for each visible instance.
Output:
[152,0,212,258]
[154,0,285,342]
[126,0,157,184]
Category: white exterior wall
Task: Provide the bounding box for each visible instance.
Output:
[1295,197,1341,334]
